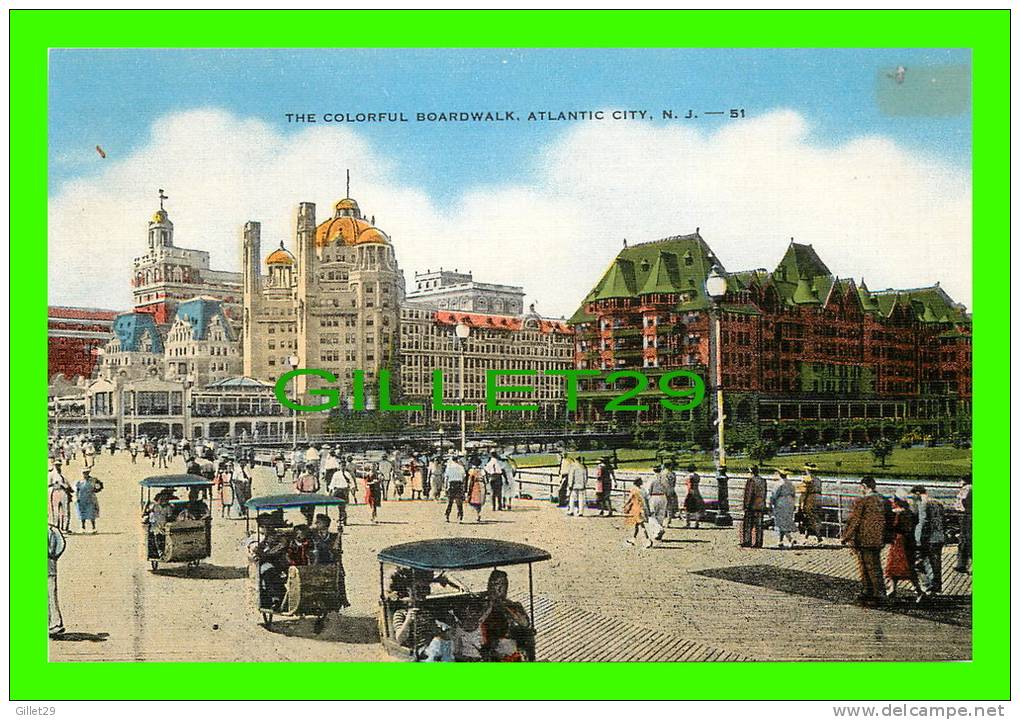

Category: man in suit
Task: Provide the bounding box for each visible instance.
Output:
[566,456,589,517]
[740,466,769,548]
[595,456,616,517]
[484,451,507,512]
[444,455,466,523]
[841,476,887,606]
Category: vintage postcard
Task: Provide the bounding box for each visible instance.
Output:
[45,46,973,665]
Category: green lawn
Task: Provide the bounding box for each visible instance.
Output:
[511,446,971,478]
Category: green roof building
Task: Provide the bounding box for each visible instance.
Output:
[569,235,971,450]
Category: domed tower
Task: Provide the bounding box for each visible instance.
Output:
[148,189,174,251]
[265,241,295,289]
[290,186,405,407]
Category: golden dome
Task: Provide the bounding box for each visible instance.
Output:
[355,228,389,245]
[151,209,169,224]
[314,197,389,247]
[266,243,295,266]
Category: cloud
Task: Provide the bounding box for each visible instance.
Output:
[49,108,972,317]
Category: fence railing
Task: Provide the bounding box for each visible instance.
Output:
[511,467,964,539]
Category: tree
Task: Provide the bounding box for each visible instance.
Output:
[325,409,410,436]
[871,438,895,467]
[748,440,778,466]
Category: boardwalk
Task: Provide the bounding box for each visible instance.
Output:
[529,594,748,662]
[49,452,970,662]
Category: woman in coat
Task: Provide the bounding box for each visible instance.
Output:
[499,455,518,511]
[770,469,798,548]
[885,489,928,601]
[797,464,824,543]
[75,469,103,534]
[623,478,653,548]
[217,458,235,518]
[683,464,706,529]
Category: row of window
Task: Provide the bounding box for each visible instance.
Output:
[166,344,235,357]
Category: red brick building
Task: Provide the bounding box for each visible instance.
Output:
[569,235,971,448]
[48,306,120,381]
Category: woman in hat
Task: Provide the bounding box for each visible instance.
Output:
[366,462,383,523]
[885,488,928,602]
[798,463,824,543]
[500,454,518,510]
[231,460,253,519]
[75,468,103,534]
[623,478,653,548]
[770,469,798,548]
[429,455,446,501]
[273,452,287,484]
[683,463,705,529]
[466,458,487,523]
[409,455,425,501]
[217,457,235,518]
[663,460,680,521]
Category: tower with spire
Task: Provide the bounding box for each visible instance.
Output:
[132,189,243,326]
[240,172,406,415]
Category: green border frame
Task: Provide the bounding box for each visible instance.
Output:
[12,9,1009,700]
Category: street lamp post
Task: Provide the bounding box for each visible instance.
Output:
[705,266,733,526]
[90,346,103,440]
[183,372,196,441]
[288,355,300,450]
[454,323,471,454]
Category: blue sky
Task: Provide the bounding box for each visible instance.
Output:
[50,48,971,196]
[48,48,973,315]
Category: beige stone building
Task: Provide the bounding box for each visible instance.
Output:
[241,194,405,418]
[398,304,575,426]
[406,268,525,314]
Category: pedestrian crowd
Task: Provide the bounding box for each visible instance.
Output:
[47,432,973,642]
[271,444,521,526]
[842,474,971,606]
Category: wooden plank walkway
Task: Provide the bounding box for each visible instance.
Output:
[525,594,748,662]
[761,545,972,598]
